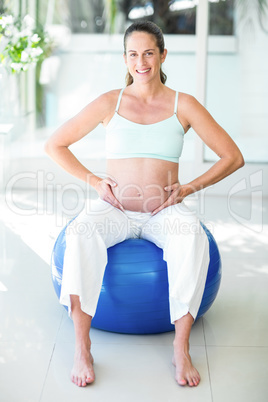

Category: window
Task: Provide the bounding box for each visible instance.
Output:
[62,0,234,35]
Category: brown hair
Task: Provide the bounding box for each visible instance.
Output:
[123,21,167,86]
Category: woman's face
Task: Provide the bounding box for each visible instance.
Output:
[124,31,167,84]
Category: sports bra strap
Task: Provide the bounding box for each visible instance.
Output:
[174,91,179,115]
[116,88,178,114]
[115,88,124,112]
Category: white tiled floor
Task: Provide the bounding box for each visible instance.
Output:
[0,191,267,402]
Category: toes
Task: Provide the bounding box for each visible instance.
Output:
[188,376,200,387]
[177,377,187,386]
[71,371,94,387]
[176,374,200,387]
[191,372,200,386]
[193,378,199,386]
[86,374,94,384]
[71,375,78,386]
[194,376,201,386]
[72,375,85,387]
[81,376,87,387]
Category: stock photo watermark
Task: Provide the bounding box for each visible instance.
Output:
[3,169,265,233]
[227,169,263,233]
[65,215,208,240]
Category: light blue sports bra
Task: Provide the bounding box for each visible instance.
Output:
[105,88,185,163]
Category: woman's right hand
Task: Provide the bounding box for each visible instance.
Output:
[95,177,125,212]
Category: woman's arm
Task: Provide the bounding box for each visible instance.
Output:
[179,94,244,196]
[45,93,109,187]
[151,94,244,215]
[44,90,125,211]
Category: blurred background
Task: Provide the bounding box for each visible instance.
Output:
[0,0,267,196]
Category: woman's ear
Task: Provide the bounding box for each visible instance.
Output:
[161,48,168,64]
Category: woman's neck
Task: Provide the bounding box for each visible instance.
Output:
[127,81,166,101]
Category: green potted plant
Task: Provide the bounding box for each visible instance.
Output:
[0,13,52,73]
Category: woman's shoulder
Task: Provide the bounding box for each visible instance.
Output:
[166,87,197,106]
[177,91,202,113]
[178,91,196,103]
[96,89,122,108]
[93,89,123,125]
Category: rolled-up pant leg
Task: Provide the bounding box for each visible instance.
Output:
[60,198,131,317]
[141,202,210,323]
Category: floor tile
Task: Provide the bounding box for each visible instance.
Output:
[213,223,268,260]
[0,341,54,402]
[0,225,54,293]
[207,346,268,402]
[41,342,212,402]
[203,257,268,347]
[0,290,63,342]
[0,191,87,266]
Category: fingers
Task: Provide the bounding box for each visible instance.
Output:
[151,194,183,216]
[107,196,125,212]
[103,188,123,211]
[151,182,183,215]
[164,182,180,192]
[96,178,124,212]
[103,177,118,187]
[151,201,170,216]
[151,198,174,216]
[95,177,117,193]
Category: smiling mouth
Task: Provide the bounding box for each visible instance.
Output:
[136,68,151,74]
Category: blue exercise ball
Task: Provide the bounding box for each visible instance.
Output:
[51,220,221,334]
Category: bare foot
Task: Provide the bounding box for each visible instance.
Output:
[172,342,200,387]
[71,343,95,387]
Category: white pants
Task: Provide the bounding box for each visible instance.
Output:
[60,198,210,324]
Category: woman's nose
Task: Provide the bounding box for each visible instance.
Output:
[136,55,146,66]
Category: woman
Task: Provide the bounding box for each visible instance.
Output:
[45,21,244,388]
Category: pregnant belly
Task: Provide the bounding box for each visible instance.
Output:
[112,182,170,212]
[106,159,179,213]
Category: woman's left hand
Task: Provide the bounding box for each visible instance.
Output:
[151,183,191,216]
